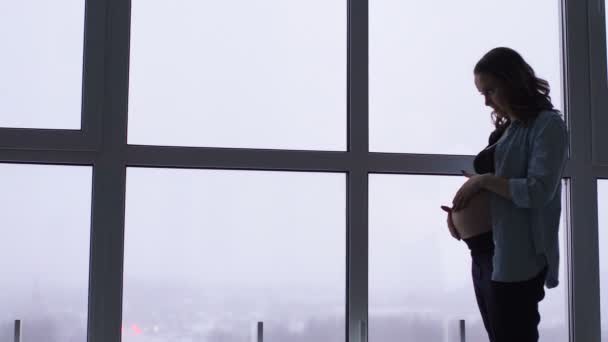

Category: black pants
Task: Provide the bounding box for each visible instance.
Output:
[465,233,547,342]
[490,267,547,342]
[466,232,496,342]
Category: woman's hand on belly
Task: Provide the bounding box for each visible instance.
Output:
[452,171,484,211]
[450,191,492,239]
[441,205,461,240]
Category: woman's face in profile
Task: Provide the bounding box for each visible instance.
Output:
[475,72,509,118]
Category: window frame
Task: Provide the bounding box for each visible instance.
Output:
[0,0,104,151]
[0,0,606,341]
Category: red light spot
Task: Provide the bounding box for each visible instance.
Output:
[131,324,142,335]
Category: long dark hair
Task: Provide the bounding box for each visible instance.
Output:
[474,47,556,130]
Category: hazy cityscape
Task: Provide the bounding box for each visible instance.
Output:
[0,281,581,342]
[2,167,599,342]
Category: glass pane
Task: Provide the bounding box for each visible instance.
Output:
[0,164,91,341]
[0,2,84,129]
[123,169,345,341]
[128,1,346,151]
[370,0,562,154]
[369,175,568,341]
[599,180,608,342]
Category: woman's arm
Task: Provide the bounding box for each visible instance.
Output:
[453,115,568,211]
[508,117,568,208]
[479,173,512,200]
[452,172,510,210]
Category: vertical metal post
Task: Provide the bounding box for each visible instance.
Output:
[459,319,466,342]
[256,321,263,342]
[86,1,131,341]
[562,0,603,340]
[14,320,21,342]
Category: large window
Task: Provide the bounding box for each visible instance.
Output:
[0,164,92,342]
[122,169,345,341]
[3,1,607,341]
[369,0,562,154]
[127,0,347,150]
[369,175,568,342]
[0,1,85,129]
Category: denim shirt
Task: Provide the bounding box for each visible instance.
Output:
[491,110,568,288]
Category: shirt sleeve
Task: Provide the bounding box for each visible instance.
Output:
[509,116,568,208]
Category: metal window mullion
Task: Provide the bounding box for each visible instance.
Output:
[0,129,92,151]
[0,149,96,165]
[80,0,107,150]
[589,0,608,164]
[126,145,354,172]
[347,0,369,341]
[593,164,608,177]
[88,156,127,342]
[126,145,482,175]
[563,0,602,340]
[347,169,368,342]
[87,0,131,341]
[367,153,474,175]
[568,175,600,341]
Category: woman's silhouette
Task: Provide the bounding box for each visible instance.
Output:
[442,47,568,342]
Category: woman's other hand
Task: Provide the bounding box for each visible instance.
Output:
[452,170,485,211]
[441,205,461,240]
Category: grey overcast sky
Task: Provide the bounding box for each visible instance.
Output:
[1,0,606,341]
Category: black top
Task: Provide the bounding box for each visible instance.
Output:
[473,126,507,174]
[464,128,507,251]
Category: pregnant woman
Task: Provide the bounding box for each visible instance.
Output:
[441,47,568,342]
[441,120,507,342]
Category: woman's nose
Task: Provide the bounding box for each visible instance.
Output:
[484,96,492,107]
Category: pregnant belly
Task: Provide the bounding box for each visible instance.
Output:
[452,190,492,239]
